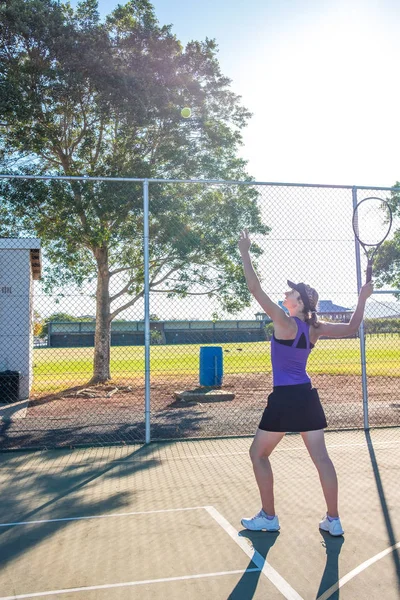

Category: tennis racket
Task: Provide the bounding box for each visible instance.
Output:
[352,196,392,283]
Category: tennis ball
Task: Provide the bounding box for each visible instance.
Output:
[181,107,191,118]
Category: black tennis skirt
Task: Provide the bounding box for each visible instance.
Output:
[258,383,327,433]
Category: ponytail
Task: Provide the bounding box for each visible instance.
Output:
[303,308,320,328]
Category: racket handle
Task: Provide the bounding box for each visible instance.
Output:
[366,264,372,283]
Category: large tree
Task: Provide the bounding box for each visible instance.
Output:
[0,0,268,383]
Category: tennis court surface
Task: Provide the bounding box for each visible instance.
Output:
[0,428,399,600]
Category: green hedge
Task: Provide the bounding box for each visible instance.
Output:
[364,318,400,334]
[264,322,274,339]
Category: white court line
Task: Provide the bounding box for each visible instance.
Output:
[205,506,304,600]
[316,541,400,600]
[0,568,261,600]
[0,506,205,528]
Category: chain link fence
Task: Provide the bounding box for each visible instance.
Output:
[0,176,399,449]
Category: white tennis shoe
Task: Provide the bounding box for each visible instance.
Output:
[241,510,280,531]
[319,514,344,536]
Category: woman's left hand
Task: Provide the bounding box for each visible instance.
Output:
[360,281,374,300]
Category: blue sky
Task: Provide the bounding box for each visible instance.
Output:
[71,0,400,187]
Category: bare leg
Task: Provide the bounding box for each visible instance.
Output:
[249,429,285,515]
[301,430,339,517]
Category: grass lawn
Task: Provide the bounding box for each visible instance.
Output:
[32,335,400,394]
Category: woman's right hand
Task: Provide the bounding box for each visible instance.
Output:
[238,229,251,253]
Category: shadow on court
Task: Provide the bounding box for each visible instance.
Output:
[226,530,345,600]
[0,407,212,450]
[0,441,172,570]
[365,430,400,593]
[228,530,280,599]
[316,532,345,600]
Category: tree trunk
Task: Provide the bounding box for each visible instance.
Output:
[90,246,111,384]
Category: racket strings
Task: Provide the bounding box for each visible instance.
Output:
[354,199,392,246]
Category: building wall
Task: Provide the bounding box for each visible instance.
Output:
[0,249,33,399]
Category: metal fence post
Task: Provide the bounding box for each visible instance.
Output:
[143,179,151,443]
[352,186,369,430]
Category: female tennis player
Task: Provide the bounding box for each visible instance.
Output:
[238,229,373,536]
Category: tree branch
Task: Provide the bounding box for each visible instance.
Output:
[109,290,144,321]
[109,265,135,277]
[150,263,186,286]
[37,151,63,168]
[92,118,104,168]
[110,280,134,303]
[109,253,183,277]
[150,287,223,295]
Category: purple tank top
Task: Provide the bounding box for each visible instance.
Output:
[271,317,312,386]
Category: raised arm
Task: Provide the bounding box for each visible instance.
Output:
[316,282,373,339]
[238,230,290,327]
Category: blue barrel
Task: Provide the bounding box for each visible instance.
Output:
[199,346,223,386]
